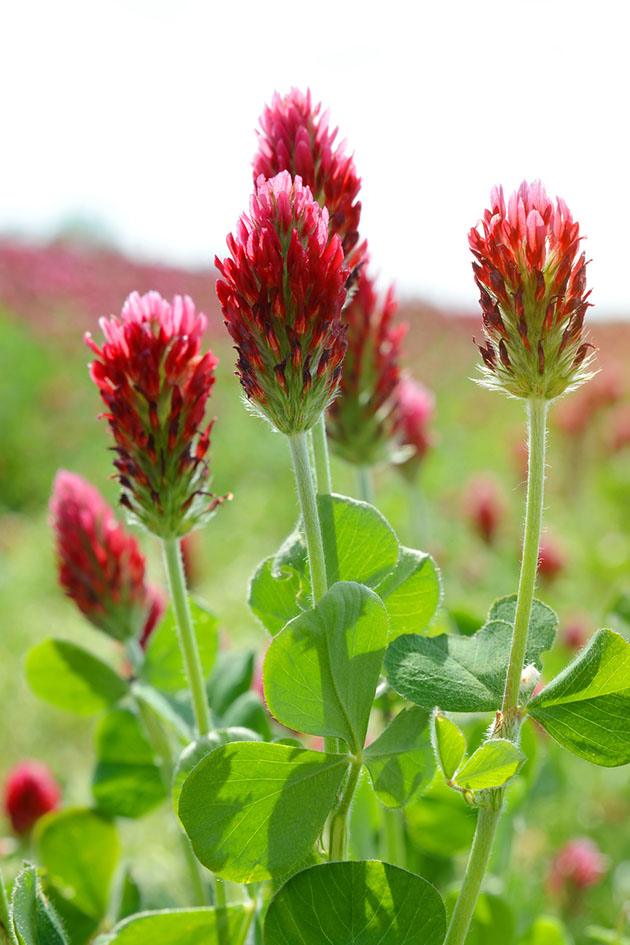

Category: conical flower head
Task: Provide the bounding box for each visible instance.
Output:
[216,171,348,435]
[469,181,594,399]
[327,267,407,465]
[51,471,153,641]
[253,88,363,264]
[391,376,435,479]
[86,291,222,537]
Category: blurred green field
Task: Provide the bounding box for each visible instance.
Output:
[0,298,629,941]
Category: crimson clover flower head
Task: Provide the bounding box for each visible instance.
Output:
[464,474,505,545]
[549,838,607,894]
[391,375,435,479]
[216,171,348,435]
[469,181,594,400]
[51,471,153,641]
[4,761,60,835]
[253,88,363,265]
[86,291,223,537]
[327,267,407,466]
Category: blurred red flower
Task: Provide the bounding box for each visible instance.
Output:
[4,761,60,835]
[537,534,567,582]
[51,471,153,642]
[327,268,407,466]
[391,375,435,480]
[464,475,505,544]
[548,838,606,896]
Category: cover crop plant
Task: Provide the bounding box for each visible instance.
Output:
[2,94,629,945]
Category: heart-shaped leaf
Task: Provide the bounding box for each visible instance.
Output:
[92,709,165,819]
[94,907,253,945]
[178,742,350,883]
[264,582,388,751]
[35,810,120,922]
[385,597,557,712]
[264,860,446,945]
[453,739,524,791]
[318,495,399,587]
[364,708,433,807]
[25,640,128,716]
[172,728,261,811]
[528,629,630,766]
[141,600,218,693]
[431,711,467,780]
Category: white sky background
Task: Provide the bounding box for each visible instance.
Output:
[2,0,629,315]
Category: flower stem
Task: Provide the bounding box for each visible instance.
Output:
[357,466,374,504]
[311,414,333,494]
[162,537,212,737]
[443,808,501,945]
[501,398,548,729]
[329,762,362,860]
[444,397,548,945]
[288,431,328,604]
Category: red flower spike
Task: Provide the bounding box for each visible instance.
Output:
[216,172,348,435]
[4,761,60,835]
[390,375,435,480]
[537,534,566,582]
[327,268,407,466]
[51,471,155,641]
[86,291,224,537]
[253,89,364,266]
[470,181,594,399]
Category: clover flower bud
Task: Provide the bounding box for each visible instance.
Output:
[216,172,348,435]
[549,838,606,895]
[327,268,406,466]
[464,475,505,545]
[86,291,223,537]
[470,181,594,400]
[51,471,153,642]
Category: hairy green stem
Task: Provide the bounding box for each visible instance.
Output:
[501,398,548,727]
[162,537,212,737]
[288,431,328,604]
[357,466,374,504]
[0,868,17,945]
[444,398,548,945]
[329,762,362,860]
[311,414,333,494]
[443,809,501,945]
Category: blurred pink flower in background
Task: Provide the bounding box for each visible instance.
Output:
[139,585,167,651]
[537,534,567,582]
[464,474,505,544]
[391,375,435,480]
[3,761,60,835]
[561,615,589,651]
[548,838,607,897]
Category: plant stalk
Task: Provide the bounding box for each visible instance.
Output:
[311,414,333,494]
[288,431,328,604]
[444,397,548,945]
[162,537,212,737]
[501,398,548,729]
[329,762,362,860]
[357,466,374,504]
